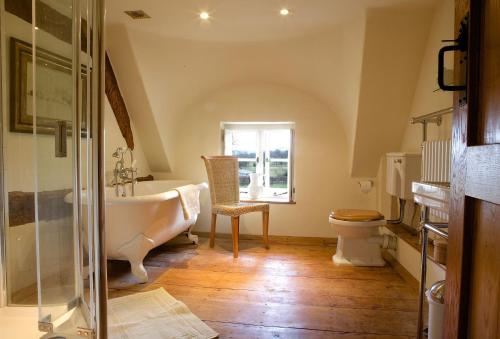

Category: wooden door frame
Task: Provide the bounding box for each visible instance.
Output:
[445,1,500,337]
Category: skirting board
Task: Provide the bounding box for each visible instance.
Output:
[192,231,337,246]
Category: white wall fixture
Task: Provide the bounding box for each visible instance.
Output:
[386,153,422,200]
[358,180,373,193]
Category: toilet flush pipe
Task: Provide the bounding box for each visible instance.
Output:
[368,234,397,250]
[387,198,406,224]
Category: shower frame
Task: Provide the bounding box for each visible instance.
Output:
[0,0,5,308]
[0,0,108,337]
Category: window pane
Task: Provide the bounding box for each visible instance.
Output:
[239,161,256,187]
[222,123,294,202]
[266,130,290,159]
[270,149,288,159]
[270,161,288,188]
[231,130,257,158]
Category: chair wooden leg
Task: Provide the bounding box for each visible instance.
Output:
[210,213,217,248]
[231,216,240,258]
[263,211,269,249]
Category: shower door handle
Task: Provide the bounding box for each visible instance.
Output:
[55,120,67,157]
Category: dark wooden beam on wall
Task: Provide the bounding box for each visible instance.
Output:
[5,0,87,52]
[137,174,154,182]
[5,0,135,150]
[8,190,72,227]
[105,54,134,149]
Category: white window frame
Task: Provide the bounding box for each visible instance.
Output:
[221,122,295,203]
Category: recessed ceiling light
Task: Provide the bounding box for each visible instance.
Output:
[280,8,290,16]
[200,11,210,20]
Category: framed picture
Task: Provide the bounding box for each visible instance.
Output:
[10,37,88,135]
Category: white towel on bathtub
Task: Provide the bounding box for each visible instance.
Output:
[175,184,201,221]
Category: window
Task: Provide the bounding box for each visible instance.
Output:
[222,122,295,203]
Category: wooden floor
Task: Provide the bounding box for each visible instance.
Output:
[108,236,421,338]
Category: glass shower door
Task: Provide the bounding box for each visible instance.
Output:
[32,0,104,336]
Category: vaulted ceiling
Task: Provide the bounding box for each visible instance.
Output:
[105,0,437,177]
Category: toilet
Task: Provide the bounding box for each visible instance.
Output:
[329,153,421,266]
[329,209,387,266]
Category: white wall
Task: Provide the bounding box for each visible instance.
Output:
[400,0,454,153]
[171,83,377,237]
[351,6,433,177]
[336,14,366,167]
[107,23,365,177]
[378,0,454,223]
[105,3,440,237]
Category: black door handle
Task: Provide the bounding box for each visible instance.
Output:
[438,44,466,91]
[437,14,468,92]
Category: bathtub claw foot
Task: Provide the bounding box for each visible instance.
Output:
[130,261,149,284]
[117,233,155,283]
[187,233,198,245]
[187,227,199,244]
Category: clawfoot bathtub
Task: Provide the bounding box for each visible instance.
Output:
[73,180,207,283]
[105,180,206,282]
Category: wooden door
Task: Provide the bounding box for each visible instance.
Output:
[445,1,500,338]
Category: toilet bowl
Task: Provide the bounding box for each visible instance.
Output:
[329,209,390,266]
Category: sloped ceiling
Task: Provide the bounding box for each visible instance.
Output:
[106,25,171,172]
[350,7,434,177]
[105,0,436,176]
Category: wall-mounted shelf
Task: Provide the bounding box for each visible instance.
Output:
[385,223,446,270]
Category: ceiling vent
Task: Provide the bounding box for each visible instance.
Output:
[124,10,151,19]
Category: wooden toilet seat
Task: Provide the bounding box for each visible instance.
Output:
[331,209,384,222]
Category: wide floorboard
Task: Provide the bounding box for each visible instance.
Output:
[108,236,420,338]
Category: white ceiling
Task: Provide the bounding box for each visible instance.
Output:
[105,0,436,42]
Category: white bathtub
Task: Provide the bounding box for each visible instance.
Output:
[74,180,207,283]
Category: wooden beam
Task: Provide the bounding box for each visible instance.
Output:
[105,54,134,149]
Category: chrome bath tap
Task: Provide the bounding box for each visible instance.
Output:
[111,147,137,197]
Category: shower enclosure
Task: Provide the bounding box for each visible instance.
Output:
[0,0,106,337]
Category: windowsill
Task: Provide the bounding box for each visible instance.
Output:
[240,193,295,204]
[241,199,296,205]
[239,187,295,204]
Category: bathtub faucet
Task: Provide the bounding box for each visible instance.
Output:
[111,147,137,197]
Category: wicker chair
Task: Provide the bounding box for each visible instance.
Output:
[201,156,270,258]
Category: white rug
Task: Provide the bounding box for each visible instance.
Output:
[108,288,218,339]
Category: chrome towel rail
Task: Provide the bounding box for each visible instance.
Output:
[410,107,453,142]
[424,222,449,239]
[411,107,453,125]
